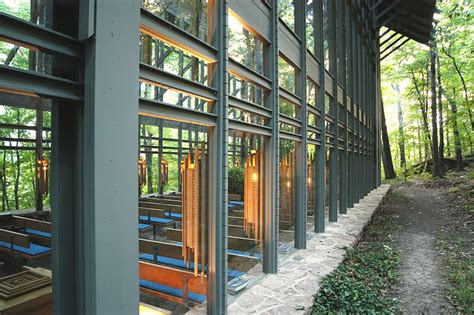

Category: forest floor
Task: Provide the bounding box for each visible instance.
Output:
[387,169,473,313]
[312,166,473,314]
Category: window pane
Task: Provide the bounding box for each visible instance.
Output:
[142,0,208,42]
[228,13,264,75]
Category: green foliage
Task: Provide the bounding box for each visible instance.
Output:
[438,233,474,313]
[313,191,402,314]
[0,105,51,211]
[312,244,400,314]
[228,167,244,196]
[381,0,473,177]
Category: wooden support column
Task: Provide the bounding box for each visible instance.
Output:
[314,0,326,233]
[35,106,43,212]
[263,0,279,273]
[328,0,338,223]
[294,0,307,249]
[207,0,228,312]
[339,0,348,215]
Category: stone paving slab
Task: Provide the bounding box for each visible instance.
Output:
[226,184,391,315]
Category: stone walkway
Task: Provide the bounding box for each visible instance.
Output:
[227,184,391,314]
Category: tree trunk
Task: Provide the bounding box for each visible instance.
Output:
[1,150,8,211]
[442,46,474,130]
[393,84,406,169]
[411,69,432,153]
[417,123,422,162]
[14,111,21,210]
[446,123,451,157]
[462,121,473,155]
[430,47,442,177]
[381,100,396,179]
[445,88,463,171]
[436,48,445,175]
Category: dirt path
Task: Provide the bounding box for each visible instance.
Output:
[386,183,454,313]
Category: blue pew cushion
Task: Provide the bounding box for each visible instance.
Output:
[164,212,182,219]
[139,215,174,225]
[22,228,51,239]
[140,279,206,303]
[0,240,51,256]
[139,223,152,231]
[229,201,244,207]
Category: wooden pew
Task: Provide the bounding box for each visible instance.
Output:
[141,197,182,205]
[138,209,176,240]
[139,261,207,305]
[13,216,51,244]
[0,229,50,261]
[165,228,257,251]
[139,201,182,213]
[229,194,242,201]
[139,238,260,270]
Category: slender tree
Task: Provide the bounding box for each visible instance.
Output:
[381,100,396,179]
[393,84,406,169]
[436,42,445,175]
[445,89,464,171]
[430,45,442,177]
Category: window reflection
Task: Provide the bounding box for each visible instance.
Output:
[142,0,208,42]
[279,139,296,246]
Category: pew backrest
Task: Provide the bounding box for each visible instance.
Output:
[139,201,182,213]
[13,216,51,233]
[0,229,30,248]
[229,194,242,201]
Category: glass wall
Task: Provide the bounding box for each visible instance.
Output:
[307,144,317,229]
[279,139,296,245]
[138,116,210,312]
[227,131,265,295]
[0,102,53,313]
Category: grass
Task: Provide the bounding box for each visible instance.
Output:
[312,191,401,314]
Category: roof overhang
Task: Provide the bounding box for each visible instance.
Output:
[374,0,437,45]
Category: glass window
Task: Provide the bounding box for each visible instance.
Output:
[279,97,299,119]
[0,40,79,81]
[279,139,296,247]
[142,0,208,42]
[323,0,329,70]
[228,12,264,75]
[1,0,52,28]
[0,97,54,315]
[228,74,265,107]
[140,33,208,85]
[139,116,210,312]
[278,0,295,31]
[228,107,268,127]
[306,79,317,108]
[278,57,296,94]
[306,1,315,55]
[307,144,317,229]
[139,81,211,112]
[227,131,266,290]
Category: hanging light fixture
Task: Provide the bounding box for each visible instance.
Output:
[280,152,294,222]
[36,158,49,198]
[138,158,146,187]
[160,159,169,187]
[181,144,206,278]
[244,149,263,242]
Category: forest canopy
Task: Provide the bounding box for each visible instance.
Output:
[381,0,473,177]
